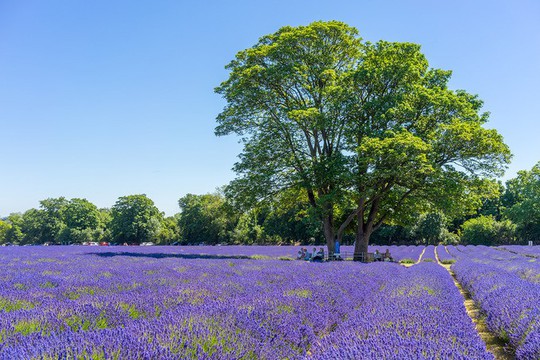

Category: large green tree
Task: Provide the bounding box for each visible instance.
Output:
[110,194,163,244]
[216,21,511,257]
[3,213,24,244]
[0,220,10,244]
[16,198,103,245]
[216,21,361,252]
[58,198,103,244]
[341,40,510,256]
[504,162,540,242]
[38,197,69,243]
[63,198,101,230]
[155,215,181,245]
[413,212,447,245]
[21,208,46,244]
[178,193,236,245]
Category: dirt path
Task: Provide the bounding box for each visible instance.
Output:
[416,246,426,263]
[434,247,514,360]
[401,247,426,267]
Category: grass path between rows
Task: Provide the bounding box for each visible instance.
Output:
[416,247,427,263]
[434,247,515,360]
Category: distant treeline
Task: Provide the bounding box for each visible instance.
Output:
[1,162,539,246]
[0,193,322,246]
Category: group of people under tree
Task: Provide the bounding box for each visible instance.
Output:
[297,247,325,262]
[296,245,394,262]
[374,249,394,262]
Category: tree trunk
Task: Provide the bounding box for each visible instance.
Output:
[354,204,372,261]
[323,215,335,255]
[354,228,372,261]
[353,199,366,260]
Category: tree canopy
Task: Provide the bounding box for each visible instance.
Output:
[215,20,511,256]
[110,194,163,244]
[178,193,236,245]
[504,162,540,242]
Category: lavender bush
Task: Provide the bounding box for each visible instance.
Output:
[435,245,455,264]
[449,246,540,358]
[420,245,436,262]
[449,245,540,285]
[498,245,540,258]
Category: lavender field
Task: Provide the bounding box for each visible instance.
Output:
[0,245,538,359]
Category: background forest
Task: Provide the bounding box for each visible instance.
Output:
[1,161,539,246]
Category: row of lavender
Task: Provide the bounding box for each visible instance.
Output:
[454,245,540,285]
[0,247,492,359]
[499,245,540,258]
[435,245,454,263]
[448,245,540,359]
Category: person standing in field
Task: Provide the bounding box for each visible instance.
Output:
[334,238,341,260]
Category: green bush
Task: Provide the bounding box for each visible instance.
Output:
[278,256,294,261]
[460,215,516,245]
[399,258,416,264]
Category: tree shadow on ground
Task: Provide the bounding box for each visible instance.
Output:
[85,251,254,260]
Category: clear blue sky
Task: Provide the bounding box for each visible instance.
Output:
[1,0,539,216]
